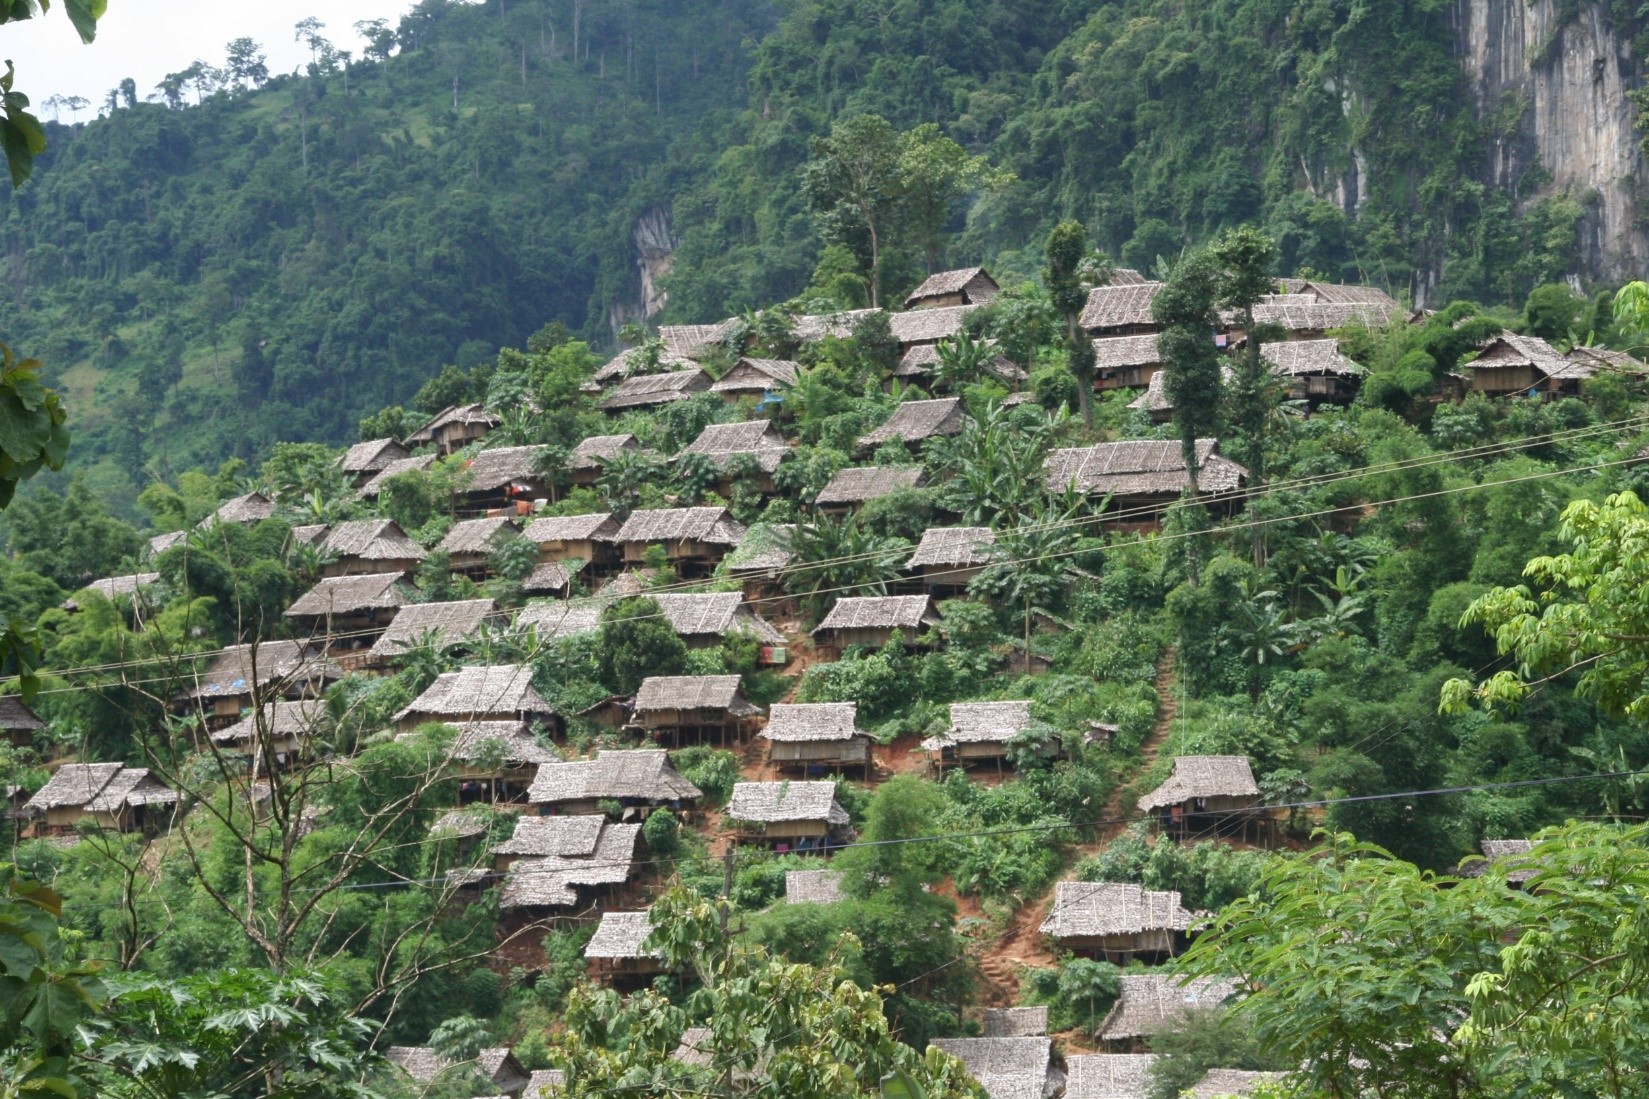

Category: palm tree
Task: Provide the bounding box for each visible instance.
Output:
[930,401,1067,526]
[968,509,1093,674]
[783,514,910,622]
[598,449,666,514]
[930,331,995,392]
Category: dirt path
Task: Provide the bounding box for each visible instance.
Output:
[1091,647,1178,847]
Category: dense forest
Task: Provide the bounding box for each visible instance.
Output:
[9,2,1649,1098]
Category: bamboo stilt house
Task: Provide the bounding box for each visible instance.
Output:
[813,466,924,515]
[354,454,434,501]
[1261,338,1365,405]
[1039,882,1203,964]
[496,820,643,911]
[384,1046,529,1096]
[0,696,44,750]
[855,398,967,453]
[394,664,560,735]
[601,368,711,411]
[523,512,622,571]
[1044,440,1248,527]
[926,1037,1061,1099]
[176,640,341,730]
[920,700,1034,771]
[611,506,746,574]
[585,909,665,985]
[402,402,499,454]
[1080,283,1163,336]
[905,526,996,594]
[367,598,499,664]
[725,781,850,852]
[24,763,178,835]
[812,594,940,650]
[315,519,426,577]
[284,572,409,654]
[904,266,1000,310]
[198,492,276,529]
[338,437,410,485]
[461,445,551,513]
[1095,974,1239,1050]
[209,700,326,772]
[760,702,871,777]
[565,433,642,486]
[527,749,702,818]
[633,675,762,746]
[1093,333,1163,392]
[1137,755,1263,839]
[436,516,520,576]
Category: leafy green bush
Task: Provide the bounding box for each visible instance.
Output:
[669,747,741,807]
[1020,957,1121,1032]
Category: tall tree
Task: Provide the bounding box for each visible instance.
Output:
[1153,249,1223,494]
[1208,226,1281,565]
[1045,220,1098,428]
[804,114,905,309]
[898,123,1010,274]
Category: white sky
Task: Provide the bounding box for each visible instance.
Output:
[3,0,419,114]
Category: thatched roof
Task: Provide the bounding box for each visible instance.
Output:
[199,492,276,528]
[403,403,499,445]
[369,598,498,658]
[1040,882,1200,939]
[491,814,606,857]
[1126,365,1236,417]
[613,506,745,547]
[601,368,710,410]
[815,466,924,507]
[527,749,702,805]
[895,340,1026,383]
[441,721,561,766]
[516,599,606,641]
[1251,301,1398,331]
[522,558,585,595]
[711,358,800,393]
[1469,332,1590,383]
[660,320,738,358]
[84,768,177,812]
[785,869,845,904]
[385,1045,527,1087]
[1097,974,1239,1041]
[814,595,939,634]
[726,781,849,825]
[889,304,980,346]
[904,267,999,308]
[285,572,408,619]
[567,433,639,470]
[340,438,410,474]
[290,524,329,547]
[634,675,760,716]
[25,763,123,810]
[792,308,882,342]
[1456,838,1539,883]
[672,1027,714,1067]
[1092,334,1162,370]
[927,1037,1055,1099]
[1065,1054,1158,1099]
[0,696,45,733]
[524,512,621,544]
[1291,280,1401,309]
[648,592,786,645]
[210,700,326,747]
[1261,338,1364,377]
[922,700,1033,751]
[64,572,160,610]
[1187,1070,1289,1098]
[762,702,863,743]
[1081,283,1164,330]
[437,516,519,555]
[856,398,966,447]
[678,418,790,472]
[984,1007,1050,1038]
[723,523,796,574]
[585,909,660,959]
[1567,345,1642,371]
[1044,440,1247,497]
[498,822,643,908]
[593,348,697,387]
[395,664,556,723]
[146,529,190,558]
[428,809,488,840]
[1138,756,1259,811]
[355,454,435,500]
[464,446,549,493]
[182,640,340,701]
[525,1068,567,1097]
[907,526,995,569]
[320,519,425,563]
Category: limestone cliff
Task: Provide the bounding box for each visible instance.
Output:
[1453,0,1646,281]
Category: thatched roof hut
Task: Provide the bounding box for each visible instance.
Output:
[179,641,340,726]
[567,433,640,472]
[906,527,995,590]
[927,1037,1060,1099]
[210,699,326,759]
[635,675,759,717]
[146,530,189,558]
[660,320,738,359]
[612,507,746,570]
[1092,333,1164,392]
[384,1046,529,1093]
[369,598,498,660]
[524,1068,566,1097]
[354,454,435,500]
[317,519,425,575]
[592,348,698,388]
[1040,882,1202,962]
[722,523,796,580]
[1044,440,1247,515]
[0,696,45,748]
[984,1007,1050,1038]
[284,573,408,632]
[601,368,711,411]
[402,403,499,452]
[678,418,790,476]
[62,572,161,611]
[490,813,606,860]
[1081,283,1163,332]
[527,749,702,812]
[524,512,621,546]
[1261,338,1365,403]
[1467,332,1594,398]
[1097,974,1239,1043]
[785,869,845,905]
[585,909,660,960]
[760,702,871,774]
[813,595,940,648]
[726,781,849,842]
[856,398,966,449]
[815,466,924,510]
[647,592,786,646]
[1250,300,1397,333]
[1065,1054,1158,1099]
[791,308,882,342]
[712,358,800,397]
[889,304,980,347]
[339,438,411,478]
[921,700,1034,766]
[516,599,606,642]
[1138,756,1260,813]
[437,516,518,555]
[497,821,643,908]
[199,492,276,528]
[395,664,557,730]
[26,763,177,832]
[904,267,1000,310]
[894,340,1024,384]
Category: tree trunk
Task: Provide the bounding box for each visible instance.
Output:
[572,0,582,64]
[867,219,882,309]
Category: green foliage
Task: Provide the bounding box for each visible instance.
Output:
[1020,956,1120,1034]
[597,597,689,695]
[1145,1008,1281,1099]
[0,867,106,1098]
[0,343,71,510]
[669,747,741,808]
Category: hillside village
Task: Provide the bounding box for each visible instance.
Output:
[7,247,1649,1098]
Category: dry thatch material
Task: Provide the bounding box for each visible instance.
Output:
[1470,332,1586,380]
[439,721,561,766]
[904,267,1000,309]
[1044,440,1247,497]
[26,763,123,810]
[634,675,759,716]
[593,348,698,387]
[1081,283,1164,330]
[524,512,621,544]
[437,516,519,556]
[64,572,160,610]
[1261,339,1364,377]
[84,768,177,812]
[370,599,497,658]
[385,1046,527,1090]
[1040,882,1200,939]
[463,446,549,494]
[585,909,659,959]
[1126,366,1237,418]
[516,599,607,641]
[814,595,939,634]
[815,466,924,506]
[723,524,796,574]
[354,454,435,500]
[199,492,276,528]
[1098,974,1239,1041]
[889,304,980,346]
[856,398,966,447]
[785,869,845,904]
[0,696,45,733]
[762,702,861,743]
[396,664,556,724]
[678,418,790,472]
[498,821,643,908]
[428,809,488,840]
[602,368,711,410]
[648,592,786,645]
[339,438,410,474]
[1566,345,1642,372]
[285,573,408,618]
[1251,301,1398,331]
[1092,334,1162,369]
[660,320,738,358]
[1137,756,1259,812]
[927,1037,1055,1099]
[726,781,849,825]
[792,308,882,342]
[403,403,499,445]
[491,814,606,857]
[984,1007,1050,1038]
[1288,280,1401,308]
[613,506,746,547]
[1456,838,1539,883]
[894,340,1024,383]
[210,700,326,748]
[146,530,190,558]
[1065,1054,1158,1099]
[525,1068,566,1098]
[1187,1069,1289,1098]
[320,519,425,564]
[922,700,1033,751]
[568,433,640,470]
[183,640,340,701]
[712,358,800,393]
[907,527,996,569]
[527,749,703,805]
[521,559,586,595]
[290,524,329,547]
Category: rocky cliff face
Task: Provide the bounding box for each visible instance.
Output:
[1453,0,1646,281]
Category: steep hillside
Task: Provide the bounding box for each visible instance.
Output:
[2,0,1644,508]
